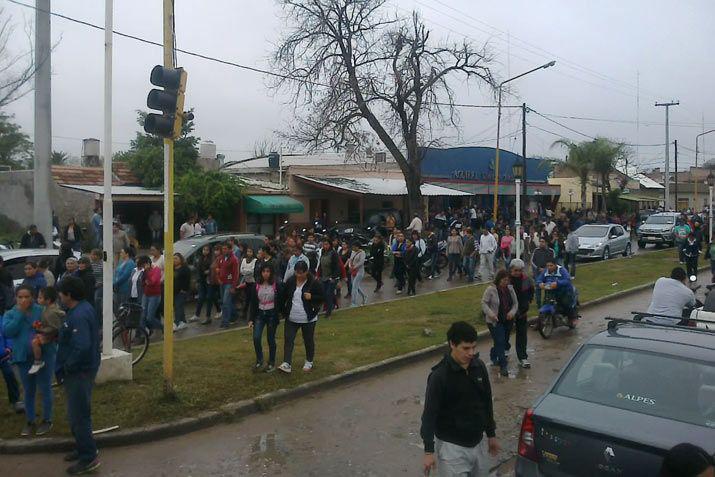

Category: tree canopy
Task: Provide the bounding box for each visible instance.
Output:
[0,112,32,169]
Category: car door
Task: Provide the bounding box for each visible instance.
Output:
[616,226,628,252]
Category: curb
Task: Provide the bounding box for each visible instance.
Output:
[1,257,696,454]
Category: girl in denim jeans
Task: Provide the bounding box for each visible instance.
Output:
[249,265,282,373]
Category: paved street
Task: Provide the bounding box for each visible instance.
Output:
[4,273,665,477]
[172,239,650,342]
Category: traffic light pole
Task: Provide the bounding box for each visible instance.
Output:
[162,0,175,396]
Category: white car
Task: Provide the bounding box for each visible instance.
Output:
[0,248,80,288]
[689,284,715,330]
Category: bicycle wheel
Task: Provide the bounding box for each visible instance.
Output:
[112,326,150,366]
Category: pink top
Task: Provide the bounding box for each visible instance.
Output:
[500,235,514,250]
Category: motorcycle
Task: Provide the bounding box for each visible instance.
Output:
[537,286,579,339]
[420,240,448,276]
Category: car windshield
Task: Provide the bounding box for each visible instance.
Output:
[554,345,715,428]
[575,226,608,238]
[645,216,675,225]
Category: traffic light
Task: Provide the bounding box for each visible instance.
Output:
[144,65,188,139]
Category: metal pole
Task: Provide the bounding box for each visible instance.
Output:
[674,140,678,210]
[515,178,521,259]
[695,138,699,209]
[656,101,679,210]
[33,0,52,246]
[695,129,715,211]
[522,103,527,216]
[101,0,114,356]
[492,87,502,221]
[710,185,713,243]
[162,0,175,395]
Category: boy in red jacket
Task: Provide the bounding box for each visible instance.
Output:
[217,242,238,329]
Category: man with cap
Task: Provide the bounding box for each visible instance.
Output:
[508,259,535,369]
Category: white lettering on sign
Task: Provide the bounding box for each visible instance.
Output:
[616,393,656,405]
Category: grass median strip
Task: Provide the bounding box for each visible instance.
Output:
[0,248,682,440]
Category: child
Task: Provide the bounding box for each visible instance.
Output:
[28,287,65,375]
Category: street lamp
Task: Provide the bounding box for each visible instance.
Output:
[695,129,715,208]
[493,60,556,221]
[708,172,714,242]
[512,162,524,259]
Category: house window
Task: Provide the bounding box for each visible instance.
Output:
[246,214,274,235]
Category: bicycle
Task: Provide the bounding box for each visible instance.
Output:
[112,302,150,366]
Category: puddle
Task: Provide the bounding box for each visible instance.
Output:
[249,433,287,467]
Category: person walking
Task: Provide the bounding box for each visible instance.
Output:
[112,247,136,314]
[499,228,514,270]
[2,285,56,436]
[56,277,101,475]
[481,270,518,377]
[249,265,282,372]
[348,241,367,306]
[338,240,353,299]
[217,242,239,329]
[173,253,190,331]
[564,227,579,278]
[140,258,163,333]
[478,229,498,282]
[392,233,407,294]
[369,234,385,292]
[426,229,441,279]
[462,228,477,283]
[148,210,163,243]
[283,246,310,283]
[191,245,213,323]
[509,259,535,369]
[277,261,324,374]
[239,247,258,321]
[412,230,427,282]
[317,239,340,317]
[420,321,500,476]
[404,237,420,296]
[683,233,701,279]
[446,228,464,281]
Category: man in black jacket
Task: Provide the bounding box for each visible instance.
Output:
[277,261,324,374]
[369,234,385,292]
[76,257,96,309]
[509,259,535,369]
[421,321,500,476]
[20,225,47,249]
[317,239,340,317]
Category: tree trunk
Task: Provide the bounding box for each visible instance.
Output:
[404,145,424,221]
[580,179,587,210]
[601,173,609,213]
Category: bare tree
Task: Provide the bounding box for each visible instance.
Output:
[271,0,496,216]
[0,8,37,109]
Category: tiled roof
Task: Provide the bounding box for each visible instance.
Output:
[51,163,140,186]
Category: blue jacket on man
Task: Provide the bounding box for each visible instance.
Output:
[22,272,47,295]
[112,258,135,296]
[57,300,100,376]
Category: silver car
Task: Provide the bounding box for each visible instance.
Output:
[575,224,630,260]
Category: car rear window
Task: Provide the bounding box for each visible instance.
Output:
[554,345,715,428]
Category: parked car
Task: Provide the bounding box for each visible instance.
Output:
[636,212,678,248]
[0,248,80,288]
[575,224,630,260]
[516,319,715,476]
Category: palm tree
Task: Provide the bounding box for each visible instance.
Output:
[51,150,68,165]
[552,139,591,209]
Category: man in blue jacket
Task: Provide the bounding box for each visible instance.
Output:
[57,277,101,475]
[536,258,576,323]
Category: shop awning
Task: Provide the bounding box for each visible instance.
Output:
[618,194,659,203]
[244,195,304,214]
[295,175,470,196]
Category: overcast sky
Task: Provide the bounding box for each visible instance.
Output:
[3,0,715,172]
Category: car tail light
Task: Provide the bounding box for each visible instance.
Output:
[518,408,539,462]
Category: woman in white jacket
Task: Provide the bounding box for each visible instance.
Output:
[348,241,366,307]
[481,269,518,377]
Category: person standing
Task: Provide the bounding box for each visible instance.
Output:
[20,225,47,249]
[0,310,24,414]
[530,238,554,308]
[317,239,340,317]
[249,265,281,372]
[283,246,310,282]
[509,259,535,369]
[2,285,56,436]
[348,241,366,306]
[564,227,579,278]
[113,247,136,313]
[76,258,96,309]
[499,229,514,270]
[191,245,213,323]
[404,237,419,296]
[217,242,239,329]
[56,277,101,475]
[173,253,190,331]
[682,233,701,279]
[478,229,498,282]
[90,208,103,248]
[147,210,163,243]
[406,212,423,234]
[446,228,464,281]
[239,247,257,321]
[22,261,48,295]
[462,228,477,283]
[481,270,518,377]
[63,218,83,253]
[140,258,163,333]
[426,229,441,279]
[420,321,500,476]
[204,213,218,235]
[38,259,55,287]
[369,234,385,292]
[673,219,691,264]
[339,240,353,298]
[277,261,324,374]
[179,218,194,240]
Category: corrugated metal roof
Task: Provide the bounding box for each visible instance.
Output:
[52,163,139,186]
[60,184,163,196]
[632,173,664,189]
[295,175,470,196]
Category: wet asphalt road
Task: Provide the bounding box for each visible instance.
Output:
[4,273,665,477]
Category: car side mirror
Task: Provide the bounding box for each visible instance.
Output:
[610,235,617,239]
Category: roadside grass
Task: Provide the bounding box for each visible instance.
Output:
[0,248,682,440]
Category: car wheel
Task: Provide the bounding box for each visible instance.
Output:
[602,246,610,260]
[637,241,645,248]
[623,243,631,257]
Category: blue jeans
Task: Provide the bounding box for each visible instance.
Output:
[252,309,279,365]
[322,279,336,315]
[17,354,55,422]
[351,270,366,306]
[430,251,440,277]
[448,253,461,279]
[64,372,97,464]
[174,291,187,325]
[221,284,234,326]
[141,295,162,330]
[1,359,19,405]
[488,322,508,370]
[93,287,103,326]
[463,255,476,281]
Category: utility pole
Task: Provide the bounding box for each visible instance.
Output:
[102,0,114,357]
[674,140,678,210]
[522,103,527,208]
[655,101,679,210]
[162,0,176,396]
[33,0,52,246]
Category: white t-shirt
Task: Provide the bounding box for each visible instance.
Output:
[194,223,204,235]
[289,282,309,323]
[407,216,423,233]
[130,268,142,298]
[646,277,696,324]
[469,208,477,219]
[180,222,194,239]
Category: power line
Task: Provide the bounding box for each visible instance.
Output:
[534,111,715,129]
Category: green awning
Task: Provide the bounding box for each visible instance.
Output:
[244,195,304,214]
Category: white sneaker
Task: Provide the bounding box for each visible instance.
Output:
[176,322,188,331]
[214,312,223,319]
[504,349,510,357]
[28,361,45,375]
[188,315,200,323]
[277,362,292,374]
[519,359,531,369]
[172,323,178,332]
[302,361,313,372]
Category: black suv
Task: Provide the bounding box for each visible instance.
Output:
[516,318,715,476]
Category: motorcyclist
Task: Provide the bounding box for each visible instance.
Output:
[536,258,577,324]
[645,267,696,325]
